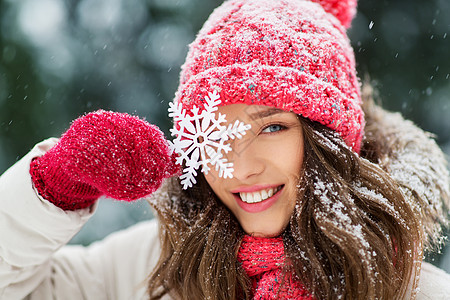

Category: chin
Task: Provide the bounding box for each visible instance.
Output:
[243,224,286,238]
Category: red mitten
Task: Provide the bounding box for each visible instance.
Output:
[30,110,179,210]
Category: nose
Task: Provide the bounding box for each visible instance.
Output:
[227,135,264,181]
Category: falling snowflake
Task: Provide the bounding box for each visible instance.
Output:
[168,90,251,189]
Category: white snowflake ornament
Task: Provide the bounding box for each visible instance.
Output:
[168,90,251,189]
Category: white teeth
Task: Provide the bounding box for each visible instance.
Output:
[253,192,261,202]
[239,186,281,204]
[246,193,254,203]
[261,189,268,199]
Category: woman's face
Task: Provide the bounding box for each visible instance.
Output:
[204,104,304,237]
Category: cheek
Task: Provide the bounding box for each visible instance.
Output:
[273,139,304,178]
[204,172,225,199]
[204,172,218,190]
[292,149,304,177]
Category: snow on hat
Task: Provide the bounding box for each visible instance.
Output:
[170,0,363,188]
[174,0,363,148]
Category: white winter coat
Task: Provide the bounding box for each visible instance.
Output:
[1,137,450,299]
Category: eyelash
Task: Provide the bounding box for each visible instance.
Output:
[261,123,287,134]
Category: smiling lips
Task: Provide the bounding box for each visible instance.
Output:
[239,186,283,203]
[232,185,284,213]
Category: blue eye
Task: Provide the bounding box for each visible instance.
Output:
[262,124,284,133]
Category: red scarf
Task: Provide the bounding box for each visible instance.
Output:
[238,235,314,299]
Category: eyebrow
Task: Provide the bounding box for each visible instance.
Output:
[248,107,285,120]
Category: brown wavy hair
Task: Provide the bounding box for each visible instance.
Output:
[147,102,424,299]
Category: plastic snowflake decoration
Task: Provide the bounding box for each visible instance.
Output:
[168,90,251,189]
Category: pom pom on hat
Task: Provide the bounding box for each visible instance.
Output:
[311,0,357,28]
[174,0,364,152]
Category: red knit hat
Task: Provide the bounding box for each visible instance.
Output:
[174,0,363,153]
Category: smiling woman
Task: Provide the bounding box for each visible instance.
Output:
[205,105,304,237]
[147,98,427,299]
[1,0,449,299]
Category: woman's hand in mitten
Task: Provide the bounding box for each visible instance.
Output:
[30,110,179,210]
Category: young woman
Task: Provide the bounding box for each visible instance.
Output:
[1,0,449,299]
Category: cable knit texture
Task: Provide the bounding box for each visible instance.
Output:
[238,235,314,299]
[175,0,363,152]
[30,110,179,210]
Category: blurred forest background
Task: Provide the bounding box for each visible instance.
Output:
[1,0,449,270]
